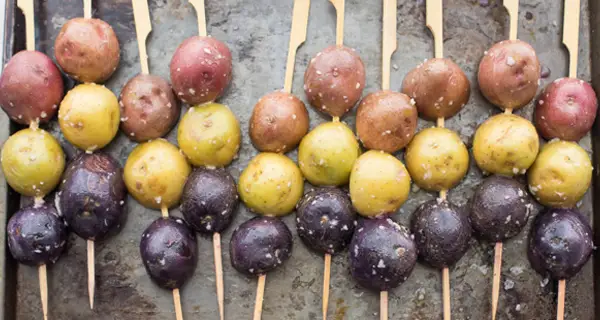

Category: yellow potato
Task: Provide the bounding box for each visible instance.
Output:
[405,127,469,191]
[298,121,360,186]
[528,140,592,208]
[238,153,303,216]
[178,103,241,168]
[124,139,191,210]
[349,150,411,217]
[473,113,539,176]
[1,128,65,197]
[58,83,120,152]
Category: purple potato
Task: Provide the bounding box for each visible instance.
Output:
[7,204,67,266]
[528,208,593,280]
[349,218,417,291]
[140,217,198,289]
[296,187,356,255]
[410,199,471,269]
[469,175,532,242]
[180,168,239,234]
[230,216,292,276]
[59,152,126,240]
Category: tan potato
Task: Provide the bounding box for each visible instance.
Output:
[1,128,65,197]
[54,18,120,83]
[473,113,539,176]
[177,103,241,168]
[528,140,592,208]
[303,45,366,118]
[355,90,418,153]
[249,91,309,153]
[298,121,360,186]
[402,58,470,120]
[349,150,411,217]
[405,127,469,191]
[124,139,191,210]
[478,40,540,110]
[58,83,120,152]
[238,153,304,216]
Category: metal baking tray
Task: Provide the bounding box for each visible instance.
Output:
[1,0,598,319]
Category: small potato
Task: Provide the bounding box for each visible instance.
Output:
[303,45,366,118]
[1,128,65,197]
[478,40,540,110]
[405,127,469,191]
[124,139,191,210]
[238,153,304,216]
[0,51,64,125]
[401,58,470,120]
[534,77,598,141]
[349,150,411,217]
[298,121,360,186]
[58,83,120,152]
[119,74,180,142]
[355,90,418,153]
[170,36,232,105]
[527,140,592,208]
[473,113,539,176]
[250,91,309,153]
[54,18,120,83]
[177,103,241,168]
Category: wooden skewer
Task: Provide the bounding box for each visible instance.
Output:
[557,279,566,320]
[504,108,513,115]
[188,0,207,37]
[426,0,443,59]
[17,0,34,51]
[491,242,503,320]
[253,274,266,320]
[503,0,518,41]
[322,253,332,320]
[39,264,48,320]
[213,232,225,320]
[132,0,152,75]
[442,267,451,320]
[381,0,397,91]
[283,0,311,93]
[87,239,95,309]
[83,0,92,19]
[161,206,184,320]
[329,0,345,46]
[563,0,580,78]
[380,291,388,320]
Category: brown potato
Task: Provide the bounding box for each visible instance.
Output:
[170,36,232,105]
[355,90,418,153]
[303,45,366,118]
[249,91,309,153]
[402,58,470,120]
[54,18,120,83]
[0,51,64,125]
[119,74,179,142]
[534,77,598,141]
[478,40,540,110]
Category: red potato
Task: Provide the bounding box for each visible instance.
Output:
[249,91,309,153]
[170,36,232,105]
[534,77,598,141]
[355,90,418,153]
[303,45,366,118]
[402,58,470,120]
[478,40,540,110]
[54,18,120,83]
[0,51,64,125]
[119,74,179,142]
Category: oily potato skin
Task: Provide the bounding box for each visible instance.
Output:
[356,90,418,153]
[473,113,539,176]
[349,150,411,217]
[250,91,309,153]
[58,83,120,152]
[119,74,179,142]
[534,78,598,141]
[54,18,120,83]
[298,121,360,186]
[0,51,64,125]
[124,139,191,210]
[528,140,592,208]
[1,128,65,197]
[177,103,241,168]
[405,127,469,191]
[170,36,232,105]
[238,153,304,217]
[402,58,470,120]
[303,45,366,118]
